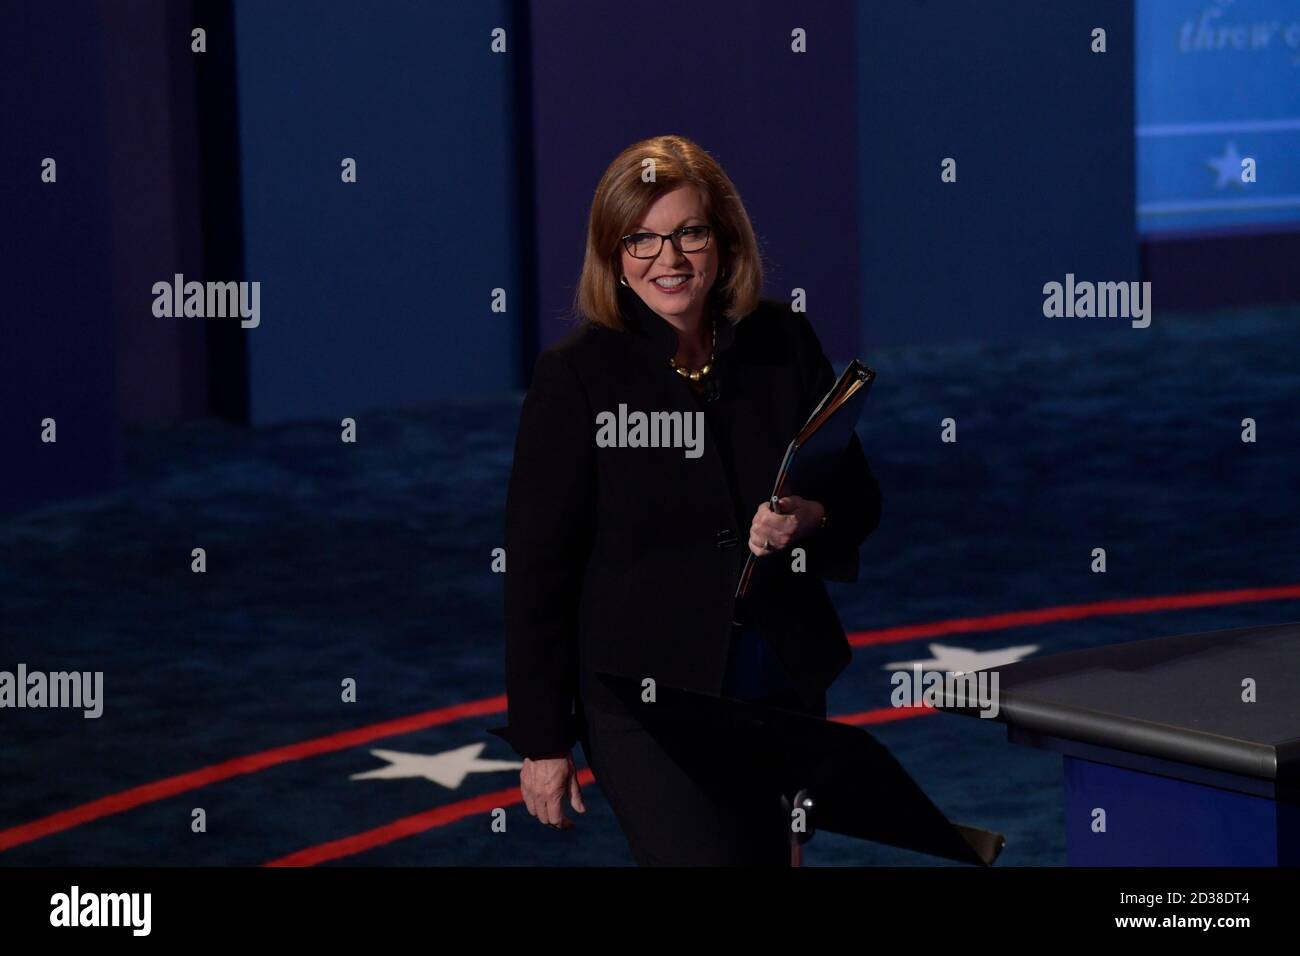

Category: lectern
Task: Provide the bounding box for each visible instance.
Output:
[937,621,1300,866]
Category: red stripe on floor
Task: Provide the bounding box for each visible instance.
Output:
[263,769,597,867]
[263,705,936,865]
[848,583,1300,647]
[0,695,507,853]
[6,583,1298,856]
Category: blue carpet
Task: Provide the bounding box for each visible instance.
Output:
[2,304,1299,866]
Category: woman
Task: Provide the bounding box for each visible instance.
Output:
[488,134,882,865]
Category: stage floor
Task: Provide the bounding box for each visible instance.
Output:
[3,303,1300,866]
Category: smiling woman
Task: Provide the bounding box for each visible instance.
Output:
[575,136,765,336]
[490,133,882,866]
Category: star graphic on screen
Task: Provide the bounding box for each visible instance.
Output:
[350,743,522,789]
[1206,142,1248,190]
[884,642,1039,675]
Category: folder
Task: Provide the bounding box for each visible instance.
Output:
[734,359,876,602]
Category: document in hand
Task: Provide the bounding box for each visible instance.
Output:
[734,359,876,601]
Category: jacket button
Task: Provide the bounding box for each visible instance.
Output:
[716,529,738,550]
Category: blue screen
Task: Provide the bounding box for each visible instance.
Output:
[1137,0,1300,235]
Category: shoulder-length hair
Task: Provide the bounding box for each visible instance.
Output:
[572,135,765,330]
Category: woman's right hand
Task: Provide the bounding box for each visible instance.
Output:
[520,753,585,829]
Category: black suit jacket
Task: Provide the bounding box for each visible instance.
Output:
[488,285,882,758]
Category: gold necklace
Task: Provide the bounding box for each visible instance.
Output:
[669,316,718,382]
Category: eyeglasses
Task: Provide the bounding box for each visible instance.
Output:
[620,224,712,259]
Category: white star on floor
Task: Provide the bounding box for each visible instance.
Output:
[884,642,1039,675]
[350,744,522,789]
[1207,142,1247,189]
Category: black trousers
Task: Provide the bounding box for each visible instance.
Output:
[578,685,827,867]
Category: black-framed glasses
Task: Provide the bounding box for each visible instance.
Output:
[620,224,712,259]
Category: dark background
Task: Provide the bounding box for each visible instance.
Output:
[2,0,1298,867]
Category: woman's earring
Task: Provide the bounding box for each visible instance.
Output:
[619,275,629,286]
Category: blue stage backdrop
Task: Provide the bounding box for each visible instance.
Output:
[1,2,120,514]
[858,0,1138,350]
[526,0,862,365]
[1137,0,1300,236]
[99,0,213,427]
[231,0,521,425]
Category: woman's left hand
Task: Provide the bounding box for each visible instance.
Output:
[748,495,826,557]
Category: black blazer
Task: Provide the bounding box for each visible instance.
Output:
[488,285,882,758]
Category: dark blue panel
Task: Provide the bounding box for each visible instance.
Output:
[859,0,1138,349]
[1064,757,1291,865]
[232,0,519,424]
[527,0,861,363]
[0,2,119,514]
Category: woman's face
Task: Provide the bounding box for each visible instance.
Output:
[619,185,720,325]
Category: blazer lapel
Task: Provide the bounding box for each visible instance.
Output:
[617,286,744,547]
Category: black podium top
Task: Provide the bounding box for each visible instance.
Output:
[941,621,1300,781]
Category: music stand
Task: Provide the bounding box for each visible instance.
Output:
[596,672,1005,866]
